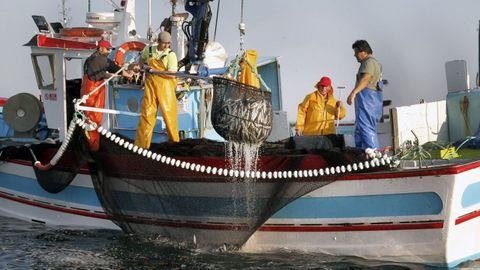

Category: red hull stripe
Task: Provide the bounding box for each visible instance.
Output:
[37,35,97,50]
[259,222,444,232]
[119,217,250,231]
[455,209,480,225]
[0,191,249,231]
[0,191,110,220]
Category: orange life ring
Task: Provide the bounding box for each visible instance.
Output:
[60,27,105,37]
[114,41,146,66]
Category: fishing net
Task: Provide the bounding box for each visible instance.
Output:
[88,135,387,248]
[32,129,90,193]
[0,128,89,194]
[211,77,272,144]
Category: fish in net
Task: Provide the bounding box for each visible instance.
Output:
[211,77,272,144]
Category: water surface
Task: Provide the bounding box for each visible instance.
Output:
[0,216,477,269]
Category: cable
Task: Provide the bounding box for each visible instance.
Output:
[213,0,221,41]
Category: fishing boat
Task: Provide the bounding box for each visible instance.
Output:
[1,0,480,268]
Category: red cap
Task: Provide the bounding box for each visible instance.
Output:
[316,76,331,88]
[98,40,113,49]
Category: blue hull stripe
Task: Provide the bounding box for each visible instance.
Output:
[110,190,289,218]
[0,172,101,207]
[272,192,443,219]
[0,172,443,219]
[92,191,443,219]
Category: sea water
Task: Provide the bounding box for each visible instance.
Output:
[2,216,478,269]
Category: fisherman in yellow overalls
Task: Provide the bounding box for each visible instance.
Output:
[134,31,179,148]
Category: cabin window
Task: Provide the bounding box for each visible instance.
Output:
[31,54,55,90]
[64,57,83,80]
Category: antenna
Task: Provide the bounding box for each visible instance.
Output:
[59,0,71,27]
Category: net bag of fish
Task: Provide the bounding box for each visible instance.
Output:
[212,77,273,144]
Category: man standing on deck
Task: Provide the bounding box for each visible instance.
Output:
[347,40,383,149]
[82,40,134,151]
[134,31,180,148]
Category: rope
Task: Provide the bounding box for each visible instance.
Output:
[76,104,143,117]
[77,51,146,108]
[76,53,144,115]
[213,0,221,41]
[34,117,78,171]
[227,54,243,79]
[76,66,126,107]
[73,118,393,180]
[225,52,271,92]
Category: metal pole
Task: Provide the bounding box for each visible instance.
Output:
[147,0,152,40]
[336,86,345,128]
[199,88,205,138]
[238,0,245,52]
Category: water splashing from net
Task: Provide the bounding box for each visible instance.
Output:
[226,141,261,228]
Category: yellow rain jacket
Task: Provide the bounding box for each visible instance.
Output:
[296,90,345,135]
[134,49,179,148]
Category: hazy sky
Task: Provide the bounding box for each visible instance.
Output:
[1,0,480,121]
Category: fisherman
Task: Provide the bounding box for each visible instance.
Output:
[134,31,179,148]
[347,40,383,149]
[82,39,134,151]
[296,76,345,136]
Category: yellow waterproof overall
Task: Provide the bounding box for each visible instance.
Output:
[296,91,346,135]
[239,50,260,88]
[134,57,179,148]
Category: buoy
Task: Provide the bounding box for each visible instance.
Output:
[114,41,146,66]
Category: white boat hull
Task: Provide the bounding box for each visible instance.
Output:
[245,161,480,267]
[2,159,480,267]
[0,160,117,230]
